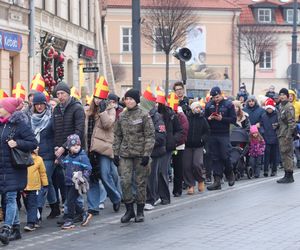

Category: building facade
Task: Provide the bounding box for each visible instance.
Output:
[105,0,241,97]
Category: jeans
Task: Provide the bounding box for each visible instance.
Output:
[250,155,263,177]
[65,186,84,221]
[37,160,57,207]
[64,195,84,215]
[25,191,38,224]
[4,191,20,226]
[92,155,121,205]
[87,179,107,211]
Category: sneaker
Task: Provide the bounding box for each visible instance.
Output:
[61,221,75,230]
[144,203,155,211]
[153,198,161,206]
[205,178,212,185]
[88,209,100,216]
[81,212,92,227]
[24,224,36,232]
[99,203,105,210]
[34,222,41,228]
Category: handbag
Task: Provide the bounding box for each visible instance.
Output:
[7,125,34,168]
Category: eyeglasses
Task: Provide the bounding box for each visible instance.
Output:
[175,88,183,91]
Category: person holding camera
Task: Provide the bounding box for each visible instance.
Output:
[86,87,122,214]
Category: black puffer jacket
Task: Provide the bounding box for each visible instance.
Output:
[150,108,166,158]
[0,111,38,194]
[53,97,85,148]
[186,112,210,148]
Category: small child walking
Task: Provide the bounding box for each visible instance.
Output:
[249,125,266,178]
[60,134,92,229]
[24,147,48,231]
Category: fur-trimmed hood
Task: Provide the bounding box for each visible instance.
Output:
[9,111,29,124]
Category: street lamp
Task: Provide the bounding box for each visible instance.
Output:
[281,0,298,91]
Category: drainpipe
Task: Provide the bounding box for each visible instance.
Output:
[231,11,237,96]
[29,0,35,85]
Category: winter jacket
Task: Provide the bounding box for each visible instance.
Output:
[186,112,210,148]
[150,108,166,158]
[53,97,85,148]
[277,100,296,139]
[260,110,279,144]
[36,118,55,161]
[205,98,237,135]
[179,96,191,114]
[234,112,250,133]
[176,111,189,146]
[243,102,264,125]
[61,149,92,186]
[161,107,184,152]
[25,154,48,191]
[249,139,265,157]
[113,105,155,158]
[288,90,300,121]
[90,103,116,158]
[0,111,38,194]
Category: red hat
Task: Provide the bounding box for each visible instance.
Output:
[264,98,275,110]
[0,97,23,114]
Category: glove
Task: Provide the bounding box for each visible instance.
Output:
[113,155,120,167]
[99,100,107,113]
[141,156,149,166]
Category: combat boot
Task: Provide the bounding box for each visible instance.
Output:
[286,171,294,183]
[8,224,21,241]
[277,171,289,183]
[207,176,221,191]
[135,204,145,223]
[0,225,11,245]
[121,203,135,223]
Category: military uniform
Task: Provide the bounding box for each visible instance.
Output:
[277,100,296,173]
[113,105,155,204]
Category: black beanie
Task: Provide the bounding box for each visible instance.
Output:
[279,88,289,97]
[124,89,140,104]
[54,81,70,95]
[33,92,47,105]
[210,86,221,97]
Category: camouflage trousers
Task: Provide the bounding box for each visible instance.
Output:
[278,137,294,172]
[117,157,151,204]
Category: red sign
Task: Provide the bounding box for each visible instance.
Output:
[78,44,97,60]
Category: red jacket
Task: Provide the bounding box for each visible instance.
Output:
[176,112,189,145]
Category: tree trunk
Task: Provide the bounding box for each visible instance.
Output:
[251,63,256,95]
[165,52,170,96]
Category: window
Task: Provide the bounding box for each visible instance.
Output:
[122,28,132,52]
[259,51,272,69]
[258,8,272,23]
[286,9,300,24]
[155,28,168,52]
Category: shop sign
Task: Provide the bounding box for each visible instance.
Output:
[78,44,98,60]
[83,67,99,73]
[0,31,23,52]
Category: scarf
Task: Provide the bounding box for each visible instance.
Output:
[0,117,10,124]
[31,107,52,143]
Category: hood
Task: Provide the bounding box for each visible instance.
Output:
[9,111,29,124]
[289,89,297,103]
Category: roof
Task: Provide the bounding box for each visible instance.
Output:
[106,0,240,10]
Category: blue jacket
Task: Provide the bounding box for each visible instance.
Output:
[260,110,279,145]
[0,111,38,194]
[61,149,92,186]
[243,103,265,125]
[205,98,236,135]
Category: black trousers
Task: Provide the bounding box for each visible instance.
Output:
[172,150,184,195]
[208,134,233,178]
[264,143,279,173]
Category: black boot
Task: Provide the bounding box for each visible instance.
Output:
[47,202,61,219]
[286,171,294,183]
[0,225,11,245]
[227,170,235,186]
[135,204,145,223]
[121,203,135,223]
[277,171,289,183]
[207,176,221,191]
[8,224,21,241]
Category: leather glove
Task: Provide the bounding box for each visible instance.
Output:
[99,100,107,113]
[113,155,120,167]
[141,156,149,166]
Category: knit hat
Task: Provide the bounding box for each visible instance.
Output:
[108,93,119,102]
[210,86,221,97]
[124,89,140,104]
[140,96,155,112]
[0,97,23,114]
[279,88,289,97]
[33,92,47,105]
[190,101,201,111]
[264,98,275,111]
[66,134,81,149]
[54,81,70,95]
[250,125,258,134]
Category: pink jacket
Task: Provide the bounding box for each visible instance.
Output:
[249,138,265,157]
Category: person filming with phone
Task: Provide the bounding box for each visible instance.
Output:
[204,86,237,191]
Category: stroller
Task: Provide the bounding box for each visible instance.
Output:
[230,127,252,180]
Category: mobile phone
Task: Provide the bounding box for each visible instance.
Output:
[211,112,219,116]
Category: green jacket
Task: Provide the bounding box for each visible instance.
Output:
[277,101,296,139]
[113,105,155,158]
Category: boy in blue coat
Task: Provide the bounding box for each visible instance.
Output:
[60,134,92,229]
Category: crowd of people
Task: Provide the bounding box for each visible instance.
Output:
[0,80,297,246]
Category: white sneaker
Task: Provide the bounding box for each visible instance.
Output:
[154,198,161,206]
[144,203,154,211]
[99,203,105,210]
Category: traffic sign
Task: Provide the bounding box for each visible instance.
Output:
[83,67,99,73]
